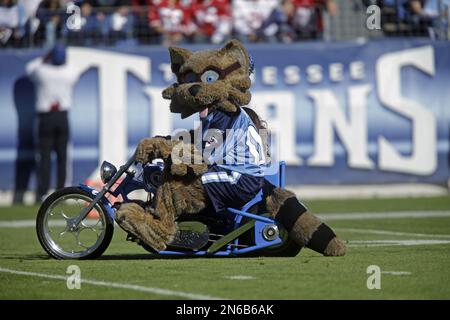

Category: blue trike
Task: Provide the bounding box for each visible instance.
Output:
[36,156,301,259]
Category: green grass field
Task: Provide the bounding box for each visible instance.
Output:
[1,196,450,300]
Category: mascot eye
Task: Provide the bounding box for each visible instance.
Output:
[200,70,220,83]
[182,72,198,83]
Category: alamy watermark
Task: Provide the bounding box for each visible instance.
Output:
[366,265,381,290]
[366,5,381,31]
[66,265,81,290]
[66,3,82,31]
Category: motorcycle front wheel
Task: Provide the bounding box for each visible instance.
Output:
[36,187,114,259]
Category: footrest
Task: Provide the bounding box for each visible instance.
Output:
[167,221,210,250]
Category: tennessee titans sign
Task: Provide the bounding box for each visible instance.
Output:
[0,39,449,189]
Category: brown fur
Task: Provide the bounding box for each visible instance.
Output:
[135,137,180,163]
[115,202,176,251]
[265,188,295,216]
[324,237,347,256]
[265,188,346,255]
[116,39,346,256]
[116,175,208,251]
[290,212,322,247]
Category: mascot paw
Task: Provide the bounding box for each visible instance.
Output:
[190,163,208,176]
[323,237,347,257]
[135,137,174,164]
[170,163,188,176]
[115,203,176,252]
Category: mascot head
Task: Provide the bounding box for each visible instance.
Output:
[162,39,252,119]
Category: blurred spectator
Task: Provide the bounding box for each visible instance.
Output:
[0,0,42,46]
[408,0,449,38]
[232,0,278,42]
[0,0,19,45]
[422,0,450,39]
[191,0,231,44]
[258,0,296,43]
[148,0,196,45]
[378,0,412,35]
[131,0,156,43]
[91,0,123,5]
[291,0,337,39]
[406,0,430,35]
[106,1,134,44]
[25,44,80,202]
[35,0,64,47]
[379,0,449,38]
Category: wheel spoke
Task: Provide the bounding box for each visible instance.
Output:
[57,230,67,240]
[61,211,70,220]
[74,230,89,249]
[76,199,83,213]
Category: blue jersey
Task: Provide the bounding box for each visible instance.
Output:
[200,107,266,177]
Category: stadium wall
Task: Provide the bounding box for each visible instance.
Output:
[0,39,449,190]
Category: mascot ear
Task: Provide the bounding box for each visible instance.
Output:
[169,47,192,74]
[220,39,250,72]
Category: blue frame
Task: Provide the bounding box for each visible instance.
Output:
[79,184,115,222]
[81,161,287,257]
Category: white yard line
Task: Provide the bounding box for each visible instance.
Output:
[336,228,450,239]
[0,267,224,300]
[318,211,450,221]
[348,239,450,247]
[1,210,450,228]
[0,220,65,228]
[225,275,255,280]
[381,271,412,276]
[288,184,448,199]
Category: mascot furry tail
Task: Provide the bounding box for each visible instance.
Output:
[264,185,346,256]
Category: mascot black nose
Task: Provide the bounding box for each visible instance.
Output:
[189,85,201,97]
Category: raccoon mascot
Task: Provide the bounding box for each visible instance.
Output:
[115,40,346,257]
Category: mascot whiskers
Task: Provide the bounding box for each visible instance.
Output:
[115,39,346,257]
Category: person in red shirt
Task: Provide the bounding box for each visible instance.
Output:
[190,0,231,43]
[291,0,337,39]
[148,0,195,45]
[131,0,155,43]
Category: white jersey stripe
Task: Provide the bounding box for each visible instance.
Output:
[201,171,242,184]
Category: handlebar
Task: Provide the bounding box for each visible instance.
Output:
[70,153,137,227]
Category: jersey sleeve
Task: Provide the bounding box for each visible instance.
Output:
[25,57,44,80]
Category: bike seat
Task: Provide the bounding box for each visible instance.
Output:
[231,161,285,216]
[263,161,285,188]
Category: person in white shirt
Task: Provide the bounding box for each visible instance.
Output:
[26,44,79,202]
[232,0,279,42]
